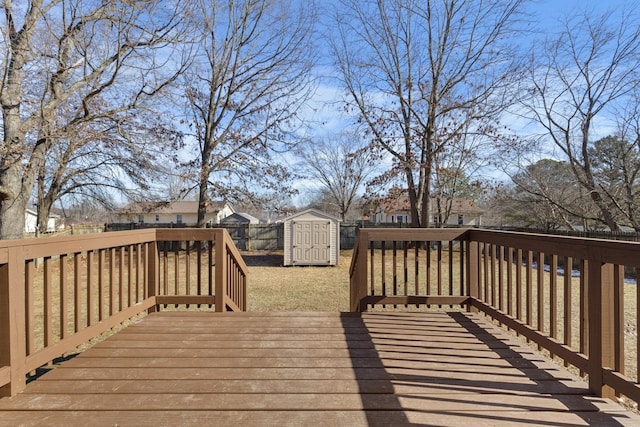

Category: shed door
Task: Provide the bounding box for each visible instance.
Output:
[292,221,331,265]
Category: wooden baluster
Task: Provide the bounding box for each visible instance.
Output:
[25,260,34,356]
[414,243,419,308]
[564,256,573,367]
[580,259,588,374]
[537,251,545,336]
[506,247,513,317]
[197,241,203,308]
[174,241,179,307]
[526,251,533,327]
[185,241,191,308]
[392,241,397,308]
[613,264,624,378]
[74,253,81,332]
[208,241,213,308]
[109,248,116,316]
[87,251,94,327]
[516,249,522,322]
[98,250,104,321]
[59,254,68,339]
[426,241,431,307]
[449,241,454,307]
[437,241,442,305]
[497,245,503,312]
[550,254,558,354]
[381,241,386,308]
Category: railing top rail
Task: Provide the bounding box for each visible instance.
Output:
[0,228,245,261]
[358,227,471,242]
[0,229,159,260]
[220,228,249,274]
[350,227,640,265]
[468,228,640,267]
[154,228,219,242]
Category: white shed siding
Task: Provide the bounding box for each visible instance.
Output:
[283,209,340,266]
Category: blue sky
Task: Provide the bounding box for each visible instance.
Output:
[530,0,631,22]
[291,0,638,202]
[306,0,636,136]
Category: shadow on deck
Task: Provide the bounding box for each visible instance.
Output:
[0,311,638,426]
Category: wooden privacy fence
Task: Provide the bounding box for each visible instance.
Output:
[0,228,247,397]
[350,227,640,407]
[108,223,364,250]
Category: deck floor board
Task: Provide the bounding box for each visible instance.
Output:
[1,311,639,426]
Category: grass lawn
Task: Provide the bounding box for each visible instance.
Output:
[243,250,352,312]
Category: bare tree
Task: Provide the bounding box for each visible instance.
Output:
[509,159,596,230]
[589,134,640,231]
[431,118,496,226]
[181,0,316,227]
[520,6,640,231]
[35,110,184,233]
[0,0,188,239]
[331,0,525,227]
[298,132,375,220]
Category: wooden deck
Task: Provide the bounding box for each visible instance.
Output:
[1,311,639,426]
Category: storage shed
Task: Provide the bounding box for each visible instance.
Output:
[283,209,340,266]
[220,212,260,224]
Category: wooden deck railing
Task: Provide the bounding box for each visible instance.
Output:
[350,228,640,406]
[0,228,247,397]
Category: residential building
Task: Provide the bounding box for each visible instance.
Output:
[116,200,235,226]
[371,195,483,226]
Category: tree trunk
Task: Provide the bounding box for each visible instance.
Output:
[0,194,27,240]
[197,168,210,228]
[405,171,421,227]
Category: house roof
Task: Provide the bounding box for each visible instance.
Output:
[377,196,484,215]
[121,200,232,215]
[438,198,484,214]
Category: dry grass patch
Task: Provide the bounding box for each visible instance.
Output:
[244,250,351,312]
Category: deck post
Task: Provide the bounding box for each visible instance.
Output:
[587,257,615,399]
[0,246,26,397]
[467,240,479,313]
[146,239,159,313]
[215,229,227,312]
[355,229,369,312]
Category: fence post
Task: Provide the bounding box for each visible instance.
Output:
[587,257,615,399]
[215,229,227,312]
[466,239,479,313]
[146,239,159,313]
[0,246,26,397]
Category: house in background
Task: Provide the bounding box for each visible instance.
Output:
[25,209,61,233]
[116,200,235,226]
[371,196,412,224]
[371,195,483,226]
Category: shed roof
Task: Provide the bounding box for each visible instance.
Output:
[285,208,341,222]
[221,212,259,224]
